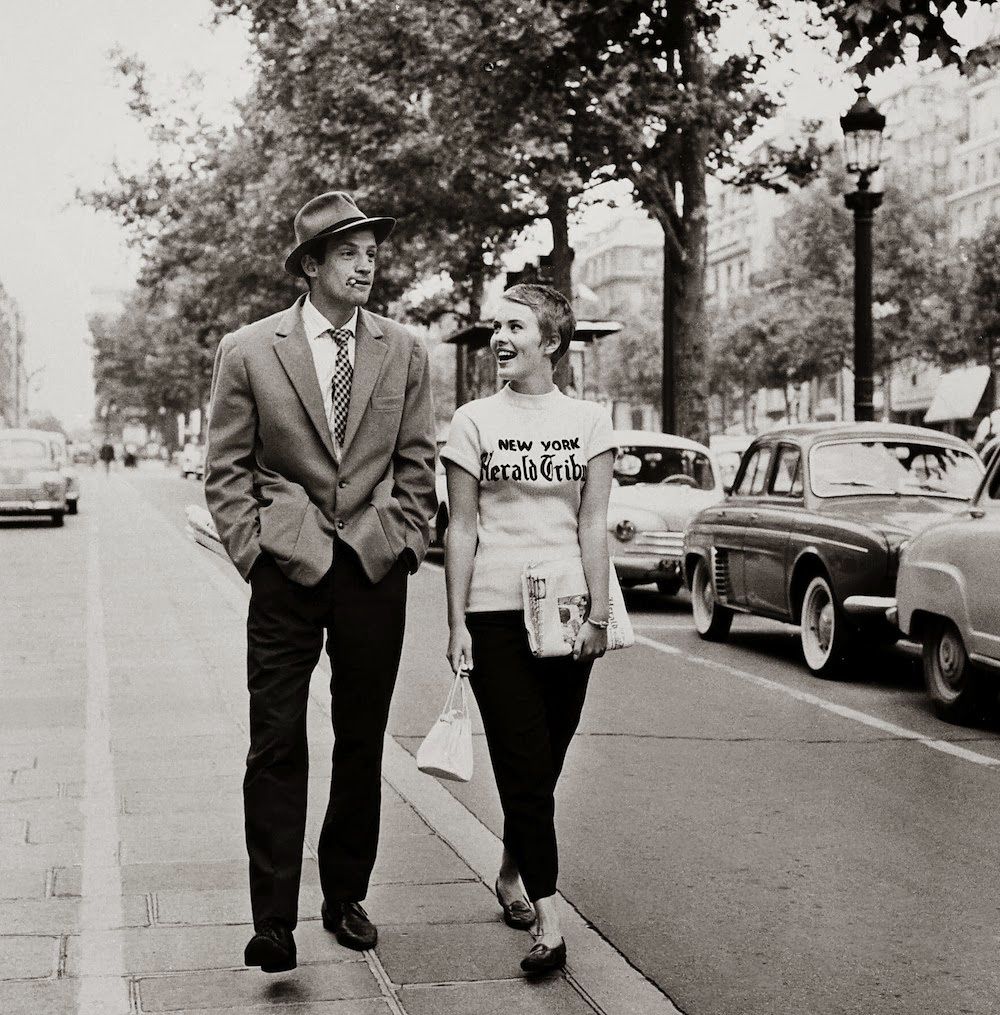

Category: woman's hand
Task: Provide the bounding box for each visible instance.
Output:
[573,620,608,662]
[448,623,474,675]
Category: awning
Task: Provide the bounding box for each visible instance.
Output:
[444,320,622,349]
[924,365,991,424]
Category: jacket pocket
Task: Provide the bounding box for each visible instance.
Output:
[259,490,309,564]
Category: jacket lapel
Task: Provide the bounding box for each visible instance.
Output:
[273,297,339,464]
[343,310,387,453]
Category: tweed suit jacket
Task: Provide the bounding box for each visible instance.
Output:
[205,295,437,587]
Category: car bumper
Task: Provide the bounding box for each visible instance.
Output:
[0,499,66,513]
[843,594,897,619]
[613,553,684,583]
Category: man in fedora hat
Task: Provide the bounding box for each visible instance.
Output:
[206,191,437,972]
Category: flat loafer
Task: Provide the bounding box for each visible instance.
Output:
[495,878,535,930]
[520,938,566,974]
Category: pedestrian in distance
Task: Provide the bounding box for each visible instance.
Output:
[205,191,437,974]
[441,283,616,975]
[99,440,115,475]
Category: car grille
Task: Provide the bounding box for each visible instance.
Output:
[0,487,39,501]
[713,549,731,601]
[623,530,684,559]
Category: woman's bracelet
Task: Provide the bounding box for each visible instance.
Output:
[587,615,609,630]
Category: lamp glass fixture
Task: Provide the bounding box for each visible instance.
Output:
[840,85,886,178]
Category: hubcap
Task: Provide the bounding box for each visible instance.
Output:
[937,629,964,692]
[803,581,835,668]
[693,565,714,630]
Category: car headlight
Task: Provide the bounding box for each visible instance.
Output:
[42,480,63,496]
[615,520,636,542]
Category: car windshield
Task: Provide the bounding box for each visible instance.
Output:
[614,445,716,490]
[810,440,982,500]
[0,438,48,463]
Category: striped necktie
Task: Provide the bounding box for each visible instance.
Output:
[330,328,353,447]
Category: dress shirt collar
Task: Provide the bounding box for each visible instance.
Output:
[302,295,359,342]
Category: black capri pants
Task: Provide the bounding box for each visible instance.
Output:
[466,610,593,901]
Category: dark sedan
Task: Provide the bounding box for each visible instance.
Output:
[683,423,984,677]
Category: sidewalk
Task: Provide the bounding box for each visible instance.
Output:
[0,476,678,1015]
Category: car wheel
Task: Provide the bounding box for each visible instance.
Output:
[67,500,78,515]
[50,511,64,527]
[923,618,985,722]
[656,577,683,597]
[691,557,732,641]
[799,575,851,678]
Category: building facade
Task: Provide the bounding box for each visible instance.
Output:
[947,71,1000,240]
[574,215,663,429]
[0,281,25,427]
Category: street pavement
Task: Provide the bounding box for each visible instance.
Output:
[3,463,1000,1015]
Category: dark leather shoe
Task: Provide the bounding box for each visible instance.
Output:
[322,900,377,950]
[244,920,296,973]
[495,877,535,930]
[520,938,566,974]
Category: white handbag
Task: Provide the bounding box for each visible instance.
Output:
[521,559,634,658]
[416,671,474,782]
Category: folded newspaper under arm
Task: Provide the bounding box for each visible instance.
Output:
[184,504,229,559]
[521,558,634,658]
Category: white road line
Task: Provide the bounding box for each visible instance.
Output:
[634,634,1000,769]
[78,498,129,1014]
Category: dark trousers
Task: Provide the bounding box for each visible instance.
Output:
[466,611,592,902]
[245,543,408,929]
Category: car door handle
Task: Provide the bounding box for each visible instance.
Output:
[748,513,759,523]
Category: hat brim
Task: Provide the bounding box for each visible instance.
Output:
[284,216,396,277]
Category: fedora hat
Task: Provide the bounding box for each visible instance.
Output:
[284,191,396,277]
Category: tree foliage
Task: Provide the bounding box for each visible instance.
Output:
[82,0,997,436]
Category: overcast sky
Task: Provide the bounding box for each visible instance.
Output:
[0,1,995,432]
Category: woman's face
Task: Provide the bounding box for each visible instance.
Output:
[490,298,557,383]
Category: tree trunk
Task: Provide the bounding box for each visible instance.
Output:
[661,244,676,433]
[457,266,486,408]
[673,4,710,444]
[548,188,574,391]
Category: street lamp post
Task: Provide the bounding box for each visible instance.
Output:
[840,85,886,423]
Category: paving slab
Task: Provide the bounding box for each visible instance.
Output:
[0,897,82,935]
[369,834,477,885]
[64,923,365,976]
[154,884,324,927]
[0,978,128,1015]
[398,978,596,1015]
[0,843,84,867]
[377,922,531,983]
[161,1002,390,1015]
[122,789,244,815]
[365,881,495,925]
[50,866,82,897]
[0,868,46,899]
[137,961,382,1012]
[0,700,84,727]
[0,934,60,978]
[120,832,249,865]
[120,859,319,894]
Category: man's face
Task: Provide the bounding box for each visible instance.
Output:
[302,228,378,307]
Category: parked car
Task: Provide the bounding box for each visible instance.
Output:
[431,428,724,593]
[47,432,79,514]
[608,431,725,596]
[891,451,1000,720]
[0,428,70,526]
[683,423,984,677]
[71,441,97,466]
[179,441,206,480]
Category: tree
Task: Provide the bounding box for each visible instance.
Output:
[964,216,1000,400]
